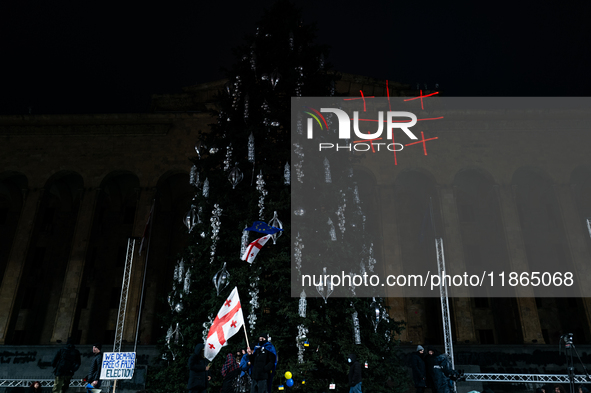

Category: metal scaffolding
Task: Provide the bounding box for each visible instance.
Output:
[0,380,87,388]
[435,237,454,369]
[113,238,136,353]
[464,373,590,383]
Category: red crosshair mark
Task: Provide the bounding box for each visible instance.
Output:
[231,320,237,328]
[224,299,232,307]
[404,90,439,110]
[405,131,438,155]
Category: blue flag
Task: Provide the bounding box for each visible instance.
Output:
[245,221,283,234]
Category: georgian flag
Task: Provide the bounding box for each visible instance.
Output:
[205,287,244,361]
[241,234,271,263]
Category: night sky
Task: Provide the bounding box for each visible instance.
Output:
[1,1,589,115]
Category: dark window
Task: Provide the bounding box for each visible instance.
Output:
[474,298,489,308]
[12,330,25,345]
[123,206,136,225]
[110,287,121,309]
[22,286,37,309]
[31,247,46,269]
[42,207,55,232]
[542,329,550,344]
[104,330,116,345]
[116,246,126,267]
[79,286,90,309]
[0,207,8,225]
[459,204,475,223]
[479,329,495,344]
[465,244,481,271]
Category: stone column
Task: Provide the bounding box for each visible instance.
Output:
[0,188,43,344]
[50,188,100,343]
[378,185,408,342]
[554,184,591,339]
[124,188,157,344]
[437,185,477,343]
[495,185,544,344]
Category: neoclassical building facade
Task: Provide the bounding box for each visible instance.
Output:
[1,75,590,348]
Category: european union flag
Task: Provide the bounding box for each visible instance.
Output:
[245,221,283,234]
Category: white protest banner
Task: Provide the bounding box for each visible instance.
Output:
[100,352,136,380]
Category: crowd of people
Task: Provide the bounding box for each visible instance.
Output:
[188,333,278,393]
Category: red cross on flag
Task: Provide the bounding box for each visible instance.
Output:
[241,234,271,263]
[204,286,244,361]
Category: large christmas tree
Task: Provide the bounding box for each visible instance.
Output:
[148,2,408,392]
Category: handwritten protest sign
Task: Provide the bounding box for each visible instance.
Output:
[100,352,136,379]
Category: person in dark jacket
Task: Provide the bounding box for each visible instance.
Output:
[188,343,211,393]
[238,349,252,393]
[347,353,362,393]
[221,352,240,393]
[432,353,458,393]
[247,335,276,393]
[84,343,102,392]
[28,381,43,393]
[424,347,439,391]
[52,338,81,393]
[410,345,426,393]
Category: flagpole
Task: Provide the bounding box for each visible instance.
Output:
[243,324,250,349]
[135,198,156,353]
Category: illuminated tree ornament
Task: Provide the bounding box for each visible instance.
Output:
[212,262,230,296]
[184,204,198,233]
[284,162,291,185]
[223,144,233,171]
[352,306,361,344]
[268,210,283,244]
[299,290,306,317]
[240,226,249,258]
[244,94,250,122]
[248,133,255,163]
[228,163,244,189]
[316,266,333,303]
[324,157,332,183]
[190,165,200,187]
[203,178,209,198]
[369,297,382,333]
[270,69,281,89]
[256,171,267,220]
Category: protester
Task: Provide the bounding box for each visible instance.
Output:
[221,352,240,393]
[347,353,362,393]
[432,352,460,393]
[264,335,277,393]
[554,385,566,393]
[425,347,439,391]
[579,385,589,393]
[52,338,81,393]
[84,343,102,393]
[188,343,211,393]
[247,334,276,393]
[238,349,252,393]
[410,345,427,393]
